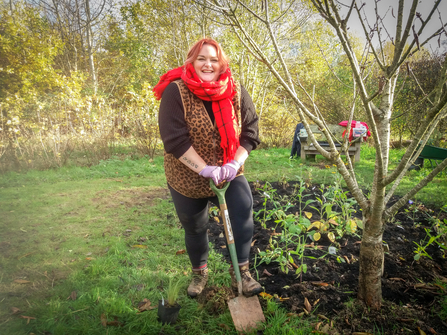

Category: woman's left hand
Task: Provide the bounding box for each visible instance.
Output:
[221,160,241,182]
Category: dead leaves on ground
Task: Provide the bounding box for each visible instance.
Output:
[67,291,77,301]
[100,313,123,327]
[19,315,36,324]
[137,298,157,312]
[13,279,31,284]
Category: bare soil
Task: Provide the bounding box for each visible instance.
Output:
[207,181,447,335]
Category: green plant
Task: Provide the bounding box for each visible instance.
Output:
[164,276,186,306]
[413,228,440,261]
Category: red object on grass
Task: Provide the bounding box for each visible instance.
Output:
[338,120,371,142]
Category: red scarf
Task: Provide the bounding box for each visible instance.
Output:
[153,63,239,164]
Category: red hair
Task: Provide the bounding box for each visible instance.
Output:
[184,38,229,74]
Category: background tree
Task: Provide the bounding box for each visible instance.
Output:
[199,0,447,309]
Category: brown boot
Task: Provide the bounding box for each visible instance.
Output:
[187,268,208,297]
[229,264,262,297]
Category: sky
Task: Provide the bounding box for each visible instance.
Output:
[338,0,447,54]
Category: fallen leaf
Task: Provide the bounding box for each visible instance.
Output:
[107,320,123,327]
[317,314,328,320]
[84,234,89,238]
[327,218,338,226]
[218,323,230,330]
[251,239,257,247]
[175,249,186,255]
[259,292,273,299]
[101,313,107,327]
[389,277,406,282]
[269,232,281,236]
[304,297,312,313]
[132,245,148,249]
[313,232,321,241]
[19,315,36,324]
[262,269,273,277]
[418,327,427,335]
[67,291,77,301]
[137,299,157,312]
[315,321,322,330]
[428,327,437,334]
[290,262,298,269]
[313,298,320,306]
[85,257,94,261]
[220,245,226,249]
[343,255,350,264]
[304,211,312,219]
[321,324,331,333]
[11,307,22,315]
[311,282,329,287]
[14,279,31,284]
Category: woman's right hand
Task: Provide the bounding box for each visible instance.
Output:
[199,165,224,185]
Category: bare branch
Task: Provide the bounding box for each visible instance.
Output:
[384,156,447,220]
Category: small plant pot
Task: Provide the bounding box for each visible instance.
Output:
[157,300,181,325]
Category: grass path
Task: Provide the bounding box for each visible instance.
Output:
[0,147,445,334]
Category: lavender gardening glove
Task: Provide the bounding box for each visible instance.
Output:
[221,160,241,182]
[199,165,224,185]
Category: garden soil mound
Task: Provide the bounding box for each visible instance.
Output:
[207,181,447,335]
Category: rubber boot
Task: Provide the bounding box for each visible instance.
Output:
[187,267,208,297]
[229,264,262,297]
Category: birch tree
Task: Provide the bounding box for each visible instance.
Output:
[199,0,447,309]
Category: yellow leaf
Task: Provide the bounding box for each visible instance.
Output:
[304,297,312,312]
[327,232,336,242]
[14,279,31,284]
[19,315,36,324]
[11,307,22,315]
[132,245,148,249]
[348,219,357,233]
[308,221,322,231]
[313,232,321,241]
[259,292,273,299]
[304,211,312,219]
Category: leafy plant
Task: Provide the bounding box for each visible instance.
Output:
[165,276,186,307]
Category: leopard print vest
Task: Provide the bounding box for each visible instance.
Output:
[164,79,244,198]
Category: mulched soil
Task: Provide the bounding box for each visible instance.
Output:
[206,181,447,335]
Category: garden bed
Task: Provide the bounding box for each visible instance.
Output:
[207,181,447,334]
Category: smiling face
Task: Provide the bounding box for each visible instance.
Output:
[193,44,222,82]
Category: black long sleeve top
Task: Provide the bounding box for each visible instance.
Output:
[158,82,260,159]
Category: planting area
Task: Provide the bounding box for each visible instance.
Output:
[207,180,447,334]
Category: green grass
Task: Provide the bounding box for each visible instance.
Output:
[0,146,446,334]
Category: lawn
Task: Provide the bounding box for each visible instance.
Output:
[0,146,446,334]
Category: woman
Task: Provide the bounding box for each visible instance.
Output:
[154,38,261,298]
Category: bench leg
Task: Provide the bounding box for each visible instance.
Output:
[301,150,306,161]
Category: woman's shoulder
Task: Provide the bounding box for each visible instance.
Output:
[162,81,182,99]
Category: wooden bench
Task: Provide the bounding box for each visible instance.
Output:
[300,124,362,162]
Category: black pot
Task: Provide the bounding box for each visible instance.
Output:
[157,300,181,325]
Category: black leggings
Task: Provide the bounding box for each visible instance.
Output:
[168,176,254,268]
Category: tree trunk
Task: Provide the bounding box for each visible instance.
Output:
[85,0,97,94]
[357,210,384,309]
